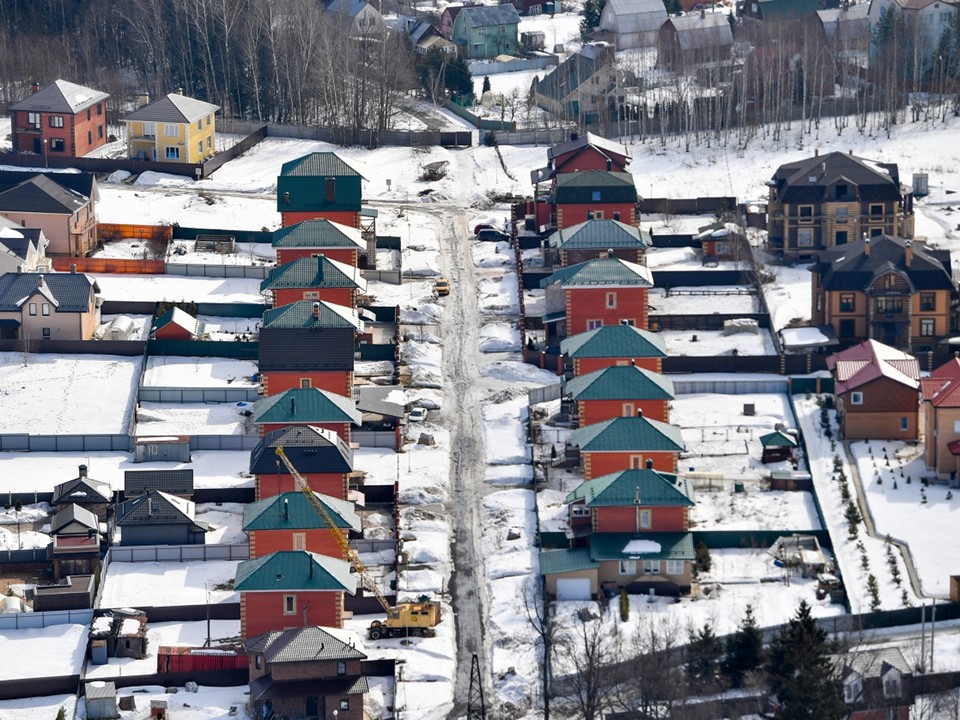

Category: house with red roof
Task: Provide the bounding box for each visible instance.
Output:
[530,133,631,185]
[921,358,960,477]
[826,339,920,440]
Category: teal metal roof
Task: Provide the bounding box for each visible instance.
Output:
[252,388,361,426]
[554,171,638,205]
[234,550,356,593]
[564,365,674,401]
[540,257,653,288]
[759,430,798,448]
[560,325,667,359]
[242,491,361,532]
[589,532,695,561]
[539,547,598,575]
[260,256,365,292]
[280,153,364,179]
[272,219,365,250]
[570,415,685,453]
[261,300,361,330]
[548,219,651,250]
[755,0,820,20]
[566,469,694,507]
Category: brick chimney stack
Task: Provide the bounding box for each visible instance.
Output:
[905,240,912,267]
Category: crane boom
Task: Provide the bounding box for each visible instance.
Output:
[274,446,392,614]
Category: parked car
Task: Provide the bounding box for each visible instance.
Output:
[434,277,451,296]
[473,223,495,236]
[408,407,428,423]
[477,228,510,242]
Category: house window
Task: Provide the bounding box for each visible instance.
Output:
[591,190,601,202]
[292,533,306,551]
[300,378,312,389]
[97,126,103,139]
[165,146,180,160]
[97,103,102,115]
[207,136,212,149]
[27,112,41,128]
[49,115,64,128]
[606,292,616,309]
[666,560,684,575]
[798,205,814,222]
[876,297,902,315]
[326,177,337,203]
[622,403,634,417]
[207,114,212,126]
[835,183,848,200]
[88,131,92,144]
[197,119,203,131]
[921,293,936,311]
[283,595,296,615]
[954,420,960,433]
[570,505,590,517]
[638,509,651,529]
[870,226,883,237]
[851,391,864,405]
[835,231,848,245]
[254,655,261,669]
[839,294,855,312]
[587,320,603,330]
[839,319,855,337]
[900,417,909,431]
[797,228,813,247]
[87,108,92,121]
[592,210,604,219]
[920,318,935,336]
[884,676,902,698]
[337,661,347,675]
[143,122,156,136]
[50,138,64,152]
[198,141,203,155]
[835,207,848,223]
[28,303,37,316]
[42,327,50,339]
[619,560,637,575]
[870,203,884,218]
[642,560,660,574]
[303,291,319,300]
[164,124,180,137]
[845,678,862,703]
[42,303,50,316]
[883,274,897,290]
[620,318,635,326]
[340,700,350,711]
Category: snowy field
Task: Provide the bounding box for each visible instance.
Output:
[142,357,258,387]
[660,328,777,356]
[0,695,77,720]
[73,685,252,720]
[135,401,255,435]
[649,287,761,315]
[96,238,275,266]
[93,273,264,303]
[0,623,87,680]
[0,353,139,434]
[99,560,241,608]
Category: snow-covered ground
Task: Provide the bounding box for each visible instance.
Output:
[660,328,777,356]
[135,401,255,436]
[0,623,87,680]
[142,357,258,387]
[93,273,264,303]
[0,694,77,720]
[99,560,241,608]
[74,685,252,720]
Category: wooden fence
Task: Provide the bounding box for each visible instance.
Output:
[51,256,165,274]
[98,222,173,242]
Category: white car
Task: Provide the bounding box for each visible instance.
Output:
[408,407,428,423]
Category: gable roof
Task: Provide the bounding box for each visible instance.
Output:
[548,132,631,164]
[280,153,364,179]
[272,220,365,250]
[564,364,674,401]
[541,257,653,288]
[124,469,194,496]
[10,80,109,114]
[536,43,615,103]
[52,471,112,504]
[921,358,960,407]
[809,235,952,292]
[548,219,652,251]
[50,503,100,535]
[554,170,639,205]
[151,307,204,338]
[249,425,354,475]
[589,532,695,561]
[458,3,521,28]
[260,256,366,293]
[116,490,206,531]
[122,93,219,124]
[261,299,362,331]
[664,13,734,51]
[539,547,599,575]
[0,228,45,264]
[244,625,366,662]
[0,175,91,215]
[252,388,362,426]
[234,550,356,594]
[840,646,912,679]
[329,0,378,19]
[600,0,668,33]
[751,0,821,20]
[759,429,799,447]
[567,468,694,507]
[817,4,870,43]
[826,339,920,394]
[0,272,98,313]
[243,491,361,533]
[560,324,668,359]
[0,171,97,203]
[570,415,685,452]
[770,151,902,204]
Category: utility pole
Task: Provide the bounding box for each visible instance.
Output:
[467,653,486,720]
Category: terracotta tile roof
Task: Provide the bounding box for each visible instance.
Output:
[826,339,919,394]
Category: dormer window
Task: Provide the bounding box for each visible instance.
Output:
[836,183,848,199]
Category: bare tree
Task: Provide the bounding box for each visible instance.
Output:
[553,606,621,720]
[519,577,556,719]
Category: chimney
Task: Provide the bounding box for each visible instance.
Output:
[613,211,620,221]
[646,458,653,469]
[78,464,87,478]
[312,301,320,319]
[636,408,643,417]
[70,263,76,273]
[905,240,912,267]
[309,558,314,579]
[607,248,614,258]
[848,149,853,156]
[37,275,45,288]
[570,131,579,141]
[864,235,870,256]
[136,93,150,108]
[631,358,636,366]
[814,148,819,157]
[177,87,183,95]
[606,158,612,171]
[31,82,40,94]
[291,396,296,415]
[283,497,289,520]
[587,211,594,220]
[634,485,640,504]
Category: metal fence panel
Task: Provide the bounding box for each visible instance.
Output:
[528,383,562,405]
[189,435,259,451]
[167,264,269,279]
[139,387,260,403]
[0,608,94,630]
[108,544,249,563]
[672,375,788,395]
[352,431,397,448]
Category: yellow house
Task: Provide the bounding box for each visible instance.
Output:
[122,92,219,164]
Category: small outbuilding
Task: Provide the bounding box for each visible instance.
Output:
[150,306,205,340]
[759,429,798,463]
[85,681,119,720]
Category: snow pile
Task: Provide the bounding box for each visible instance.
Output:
[483,397,530,466]
[476,272,520,316]
[478,322,521,353]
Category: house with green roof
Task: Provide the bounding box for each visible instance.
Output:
[570,414,684,478]
[278,152,365,228]
[253,387,362,441]
[236,550,357,638]
[759,429,798,463]
[552,170,639,229]
[245,625,368,720]
[272,219,366,267]
[244,491,361,561]
[261,255,366,310]
[546,217,652,268]
[540,256,653,344]
[563,364,674,425]
[561,324,668,376]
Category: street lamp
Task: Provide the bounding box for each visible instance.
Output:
[42,138,48,168]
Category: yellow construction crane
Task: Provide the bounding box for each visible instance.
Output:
[274,447,441,639]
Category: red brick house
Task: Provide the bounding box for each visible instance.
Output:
[826,339,920,441]
[260,256,366,310]
[252,388,362,441]
[250,426,355,501]
[243,491,361,560]
[530,133,631,185]
[563,364,675,425]
[545,218,652,268]
[259,300,361,398]
[552,171,639,229]
[245,626,368,720]
[920,358,960,477]
[560,324,668,376]
[235,551,356,638]
[272,219,366,267]
[9,80,109,158]
[569,414,685,478]
[277,153,365,228]
[541,257,653,344]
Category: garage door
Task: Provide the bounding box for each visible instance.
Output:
[556,578,591,601]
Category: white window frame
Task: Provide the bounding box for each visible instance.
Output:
[606,292,617,309]
[638,509,651,529]
[666,560,684,575]
[797,227,814,247]
[27,112,41,128]
[164,124,180,137]
[142,121,156,137]
[28,303,37,316]
[642,560,660,574]
[303,291,319,300]
[851,391,863,405]
[292,532,306,551]
[41,303,50,316]
[283,594,296,615]
[570,505,590,517]
[629,454,644,469]
[49,115,64,128]
[619,560,637,575]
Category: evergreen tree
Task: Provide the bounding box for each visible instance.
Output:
[767,600,845,720]
[723,604,764,688]
[580,0,608,38]
[482,76,491,93]
[686,622,723,691]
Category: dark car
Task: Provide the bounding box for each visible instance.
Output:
[473,223,496,236]
[476,228,510,242]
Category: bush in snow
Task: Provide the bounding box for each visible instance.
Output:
[695,540,712,573]
[844,500,861,538]
[619,588,629,622]
[867,575,880,611]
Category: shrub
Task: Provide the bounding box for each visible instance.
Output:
[696,540,712,573]
[620,588,629,622]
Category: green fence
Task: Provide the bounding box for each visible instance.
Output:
[175,227,273,244]
[358,344,396,361]
[148,339,259,359]
[789,375,835,395]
